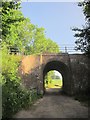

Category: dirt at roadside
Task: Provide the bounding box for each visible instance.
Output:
[14,88,88,118]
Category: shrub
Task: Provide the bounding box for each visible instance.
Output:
[1,45,38,118]
[2,80,38,118]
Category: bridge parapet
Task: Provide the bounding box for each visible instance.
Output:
[41,53,71,67]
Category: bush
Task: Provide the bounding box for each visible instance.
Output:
[2,80,38,118]
[1,45,39,118]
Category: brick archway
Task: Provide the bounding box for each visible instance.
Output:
[42,60,72,95]
[19,54,89,95]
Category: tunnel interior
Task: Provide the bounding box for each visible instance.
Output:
[43,60,70,94]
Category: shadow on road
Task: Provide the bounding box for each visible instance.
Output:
[14,88,88,118]
[44,88,63,96]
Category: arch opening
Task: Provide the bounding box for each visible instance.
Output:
[44,70,63,94]
[44,70,63,89]
[43,60,71,95]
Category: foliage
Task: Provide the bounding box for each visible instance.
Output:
[72,1,90,54]
[6,18,35,53]
[2,80,38,118]
[45,71,54,85]
[1,46,20,83]
[1,1,23,39]
[1,45,39,118]
[79,0,90,21]
[45,71,62,88]
[25,27,60,55]
[45,79,62,88]
[1,1,60,118]
[1,1,31,53]
[1,1,60,55]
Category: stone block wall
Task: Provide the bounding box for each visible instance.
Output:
[19,55,41,90]
[69,54,89,94]
[19,54,89,95]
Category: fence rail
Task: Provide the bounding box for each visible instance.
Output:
[1,44,82,54]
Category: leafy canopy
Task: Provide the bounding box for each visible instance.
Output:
[1,1,60,55]
[72,1,90,54]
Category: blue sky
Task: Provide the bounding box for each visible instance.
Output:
[21,2,85,53]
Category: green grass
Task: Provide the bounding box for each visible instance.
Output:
[45,79,62,88]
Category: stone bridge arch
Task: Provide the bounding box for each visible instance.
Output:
[19,54,89,96]
[42,59,72,95]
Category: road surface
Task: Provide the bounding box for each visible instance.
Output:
[14,88,88,118]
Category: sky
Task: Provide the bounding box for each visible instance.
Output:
[54,70,62,80]
[21,2,85,54]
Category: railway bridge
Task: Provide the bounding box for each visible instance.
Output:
[19,53,89,95]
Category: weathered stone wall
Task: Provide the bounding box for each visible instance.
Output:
[41,53,70,67]
[19,54,89,95]
[69,54,89,94]
[19,55,41,90]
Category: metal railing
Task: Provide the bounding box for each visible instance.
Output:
[1,44,83,55]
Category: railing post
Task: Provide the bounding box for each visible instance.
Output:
[65,46,67,53]
[40,54,42,65]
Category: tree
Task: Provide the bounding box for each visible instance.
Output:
[1,1,27,53]
[1,1,60,117]
[45,71,54,86]
[2,1,23,39]
[1,1,36,54]
[1,1,60,55]
[25,27,60,55]
[5,18,35,53]
[72,1,90,54]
